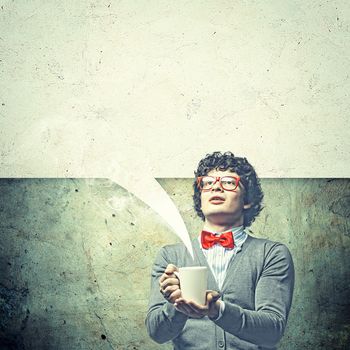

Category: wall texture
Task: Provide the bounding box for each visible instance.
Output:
[1,0,349,178]
[0,178,349,349]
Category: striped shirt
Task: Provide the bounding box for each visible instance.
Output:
[198,225,248,290]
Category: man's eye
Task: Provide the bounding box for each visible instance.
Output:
[223,180,234,185]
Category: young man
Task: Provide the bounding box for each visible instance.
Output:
[145,151,295,350]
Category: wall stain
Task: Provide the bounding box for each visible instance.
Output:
[330,195,350,218]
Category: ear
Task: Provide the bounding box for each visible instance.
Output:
[243,202,252,210]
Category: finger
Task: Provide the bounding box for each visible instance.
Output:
[168,289,181,303]
[174,297,185,304]
[176,298,207,312]
[160,288,181,303]
[175,301,205,318]
[160,277,180,289]
[164,284,179,295]
[170,289,182,299]
[186,300,208,313]
[206,291,221,304]
[207,290,220,299]
[164,264,178,274]
[211,293,221,303]
[159,274,167,284]
[162,286,179,299]
[159,273,178,286]
[159,272,172,284]
[175,302,196,316]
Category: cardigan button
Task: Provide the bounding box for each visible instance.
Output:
[218,340,224,348]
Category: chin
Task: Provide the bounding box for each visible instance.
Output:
[204,208,232,216]
[206,213,236,225]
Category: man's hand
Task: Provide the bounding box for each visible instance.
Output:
[174,290,221,319]
[159,264,181,304]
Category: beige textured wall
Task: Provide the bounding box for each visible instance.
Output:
[0,0,349,178]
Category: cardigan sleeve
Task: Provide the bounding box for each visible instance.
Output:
[213,243,295,348]
[145,246,188,344]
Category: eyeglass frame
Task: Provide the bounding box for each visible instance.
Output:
[196,175,242,192]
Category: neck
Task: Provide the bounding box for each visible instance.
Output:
[204,214,244,233]
[203,221,242,233]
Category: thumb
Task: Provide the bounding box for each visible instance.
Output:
[206,290,221,303]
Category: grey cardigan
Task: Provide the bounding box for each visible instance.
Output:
[145,234,295,350]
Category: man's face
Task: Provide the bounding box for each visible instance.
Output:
[200,169,250,226]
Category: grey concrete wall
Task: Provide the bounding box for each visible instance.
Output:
[0,178,349,349]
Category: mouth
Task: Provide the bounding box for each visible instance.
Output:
[209,196,225,204]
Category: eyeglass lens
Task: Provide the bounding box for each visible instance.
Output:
[201,176,238,190]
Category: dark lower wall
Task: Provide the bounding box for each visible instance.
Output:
[0,178,349,349]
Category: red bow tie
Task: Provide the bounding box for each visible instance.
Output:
[201,230,234,249]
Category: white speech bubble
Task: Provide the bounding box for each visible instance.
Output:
[109,170,194,260]
[81,142,194,260]
[6,117,194,259]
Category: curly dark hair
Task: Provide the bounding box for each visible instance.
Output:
[193,151,264,228]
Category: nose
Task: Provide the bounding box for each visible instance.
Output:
[211,178,223,191]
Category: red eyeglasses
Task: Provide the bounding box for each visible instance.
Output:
[196,175,241,192]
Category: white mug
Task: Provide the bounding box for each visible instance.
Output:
[175,266,208,305]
